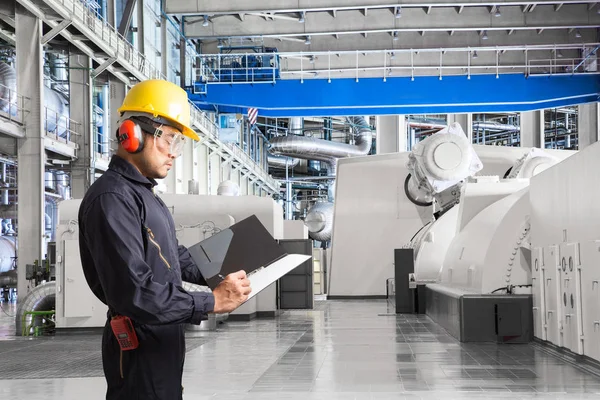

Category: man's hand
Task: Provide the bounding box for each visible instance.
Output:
[211,270,252,314]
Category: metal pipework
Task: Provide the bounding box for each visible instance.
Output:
[267,154,300,169]
[0,269,16,287]
[15,281,56,336]
[305,201,335,242]
[268,116,373,176]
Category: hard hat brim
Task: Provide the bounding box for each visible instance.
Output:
[181,125,200,142]
[117,106,200,141]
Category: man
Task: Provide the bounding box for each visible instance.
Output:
[78,79,251,400]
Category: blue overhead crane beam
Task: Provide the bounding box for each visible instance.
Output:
[188,73,600,117]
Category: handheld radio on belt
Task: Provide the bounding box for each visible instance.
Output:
[110,315,139,351]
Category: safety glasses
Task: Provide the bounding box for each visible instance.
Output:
[131,117,187,157]
[164,132,186,157]
[150,125,186,157]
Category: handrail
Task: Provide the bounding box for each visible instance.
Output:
[0,82,28,124]
[36,0,275,188]
[43,106,81,145]
[195,43,600,83]
[188,102,278,190]
[38,0,272,186]
[47,0,213,84]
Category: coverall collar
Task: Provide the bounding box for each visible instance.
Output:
[108,155,158,189]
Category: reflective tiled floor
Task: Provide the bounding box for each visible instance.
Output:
[1,299,600,399]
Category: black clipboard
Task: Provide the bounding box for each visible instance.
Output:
[186,215,287,289]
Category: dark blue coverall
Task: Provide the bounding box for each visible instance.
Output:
[78,154,215,400]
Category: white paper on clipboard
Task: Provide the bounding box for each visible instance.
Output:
[245,254,312,300]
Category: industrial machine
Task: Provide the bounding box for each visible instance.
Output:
[45,193,306,333]
[328,122,576,344]
[529,140,600,364]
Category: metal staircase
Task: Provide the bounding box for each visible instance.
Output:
[15,0,278,193]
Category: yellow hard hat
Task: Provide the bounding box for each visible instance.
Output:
[118,79,200,141]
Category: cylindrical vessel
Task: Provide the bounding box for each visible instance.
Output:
[0,236,16,273]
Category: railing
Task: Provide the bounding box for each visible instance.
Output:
[41,0,272,184]
[189,103,220,141]
[43,106,80,145]
[0,83,28,125]
[224,142,275,187]
[193,43,600,84]
[528,56,599,75]
[47,0,163,80]
[189,102,278,190]
[195,53,280,84]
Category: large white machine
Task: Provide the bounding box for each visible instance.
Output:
[51,193,301,331]
[529,140,600,363]
[328,122,576,343]
[329,123,574,297]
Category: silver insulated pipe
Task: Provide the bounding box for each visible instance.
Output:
[305,201,334,242]
[472,121,520,132]
[16,281,55,336]
[267,154,300,169]
[268,116,373,176]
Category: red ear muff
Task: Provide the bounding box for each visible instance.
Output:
[118,119,144,153]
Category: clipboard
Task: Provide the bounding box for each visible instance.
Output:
[186,215,312,300]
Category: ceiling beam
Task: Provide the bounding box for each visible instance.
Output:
[186,24,600,40]
[247,12,301,22]
[166,0,600,16]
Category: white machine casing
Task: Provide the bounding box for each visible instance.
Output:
[329,132,575,298]
[530,140,600,362]
[55,194,288,329]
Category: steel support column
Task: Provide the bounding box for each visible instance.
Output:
[447,113,473,142]
[109,79,126,154]
[578,102,600,150]
[69,53,94,199]
[197,144,209,194]
[209,152,221,194]
[376,115,407,154]
[16,4,45,302]
[521,110,544,148]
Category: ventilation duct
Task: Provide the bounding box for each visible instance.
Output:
[267,154,300,169]
[305,201,334,242]
[55,172,71,200]
[288,117,303,134]
[268,116,373,177]
[16,281,55,336]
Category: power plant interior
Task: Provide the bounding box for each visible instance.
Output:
[2,0,600,398]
